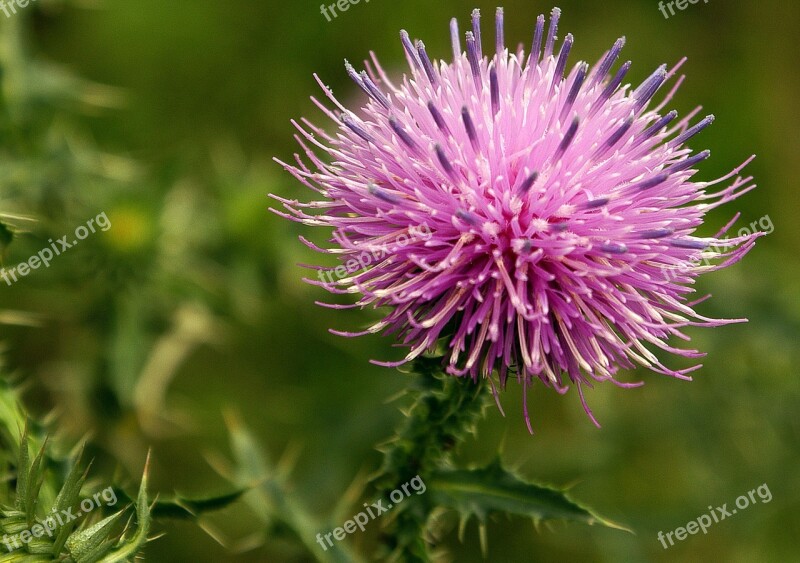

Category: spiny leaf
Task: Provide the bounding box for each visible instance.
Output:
[24,438,49,527]
[53,444,88,514]
[14,421,30,514]
[115,488,247,520]
[224,411,268,485]
[52,446,91,555]
[66,511,124,563]
[429,458,630,532]
[0,381,31,459]
[222,414,363,563]
[95,451,151,563]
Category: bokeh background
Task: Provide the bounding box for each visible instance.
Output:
[0,0,798,561]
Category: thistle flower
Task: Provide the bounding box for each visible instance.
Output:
[273,7,761,430]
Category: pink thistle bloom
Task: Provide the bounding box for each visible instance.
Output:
[273,7,762,431]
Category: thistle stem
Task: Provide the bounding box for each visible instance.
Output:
[373,356,491,562]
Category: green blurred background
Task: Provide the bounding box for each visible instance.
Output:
[0,0,798,561]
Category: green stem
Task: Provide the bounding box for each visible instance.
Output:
[373,356,491,562]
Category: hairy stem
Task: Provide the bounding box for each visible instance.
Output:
[373,356,491,562]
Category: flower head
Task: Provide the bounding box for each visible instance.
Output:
[273,7,761,430]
